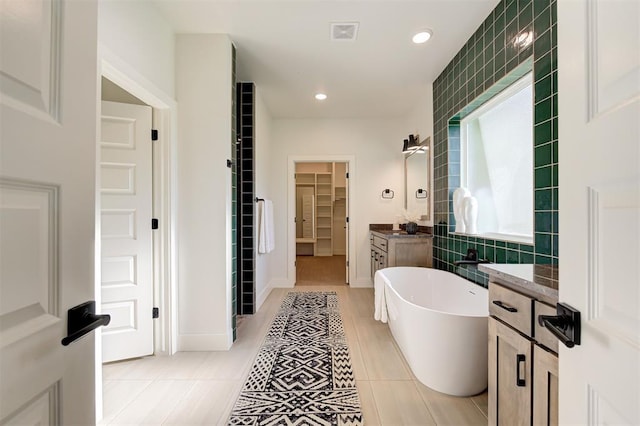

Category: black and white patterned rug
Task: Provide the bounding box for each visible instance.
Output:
[228,291,364,426]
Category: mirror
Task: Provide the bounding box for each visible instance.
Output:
[404,137,431,222]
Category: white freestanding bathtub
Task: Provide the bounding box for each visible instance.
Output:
[375,267,489,396]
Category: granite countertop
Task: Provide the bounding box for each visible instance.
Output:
[479,263,559,305]
[370,229,433,238]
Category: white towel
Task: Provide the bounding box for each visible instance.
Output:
[373,270,388,323]
[258,199,275,254]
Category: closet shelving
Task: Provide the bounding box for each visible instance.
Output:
[315,172,333,256]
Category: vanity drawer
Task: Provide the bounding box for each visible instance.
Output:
[534,301,559,354]
[489,282,532,336]
[372,235,388,252]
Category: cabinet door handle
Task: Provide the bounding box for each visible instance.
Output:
[516,354,526,387]
[492,300,518,313]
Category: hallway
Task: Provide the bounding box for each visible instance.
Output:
[101,286,487,425]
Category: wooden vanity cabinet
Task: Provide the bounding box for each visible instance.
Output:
[370,231,432,277]
[488,281,558,426]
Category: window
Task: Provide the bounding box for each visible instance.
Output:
[460,73,533,243]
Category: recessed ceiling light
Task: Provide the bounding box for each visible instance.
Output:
[412,30,433,44]
[315,93,327,101]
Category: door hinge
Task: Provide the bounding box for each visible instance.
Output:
[346,172,349,179]
[346,217,349,223]
[152,307,159,319]
[294,261,297,267]
[151,218,159,229]
[151,129,158,141]
[346,261,349,267]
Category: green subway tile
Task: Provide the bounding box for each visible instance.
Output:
[519,45,533,62]
[535,120,552,145]
[535,97,552,123]
[495,12,506,36]
[534,28,552,58]
[533,5,551,36]
[534,51,552,80]
[535,188,553,210]
[552,117,558,140]
[507,242,519,250]
[535,233,552,254]
[535,143,552,167]
[521,252,534,263]
[535,165,553,188]
[551,0,557,24]
[519,2,534,27]
[535,74,552,101]
[552,141,558,163]
[552,164,558,186]
[534,0,549,15]
[552,93,558,117]
[507,250,520,263]
[552,188,559,210]
[552,234,558,257]
[486,246,496,262]
[496,248,507,263]
[552,211,559,233]
[506,0,518,24]
[535,254,553,264]
[485,239,496,246]
[496,240,507,248]
[535,211,553,233]
[520,244,534,253]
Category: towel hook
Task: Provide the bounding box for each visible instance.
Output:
[381,189,394,199]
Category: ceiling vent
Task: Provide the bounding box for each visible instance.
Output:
[331,22,359,41]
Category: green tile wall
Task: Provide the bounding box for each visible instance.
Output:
[433,0,558,286]
[231,45,238,341]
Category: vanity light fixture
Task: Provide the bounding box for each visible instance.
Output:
[402,134,421,153]
[315,93,328,101]
[412,30,433,44]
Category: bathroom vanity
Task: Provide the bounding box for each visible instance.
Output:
[479,264,559,426]
[370,229,432,277]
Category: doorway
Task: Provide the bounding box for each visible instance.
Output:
[294,161,349,286]
[96,64,177,420]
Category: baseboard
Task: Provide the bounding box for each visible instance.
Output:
[256,285,273,311]
[270,278,294,288]
[350,277,373,288]
[178,332,232,351]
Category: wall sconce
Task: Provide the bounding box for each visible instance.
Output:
[381,189,394,199]
[416,189,428,199]
[402,134,421,153]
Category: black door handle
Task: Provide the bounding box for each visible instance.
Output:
[538,302,581,348]
[61,301,111,346]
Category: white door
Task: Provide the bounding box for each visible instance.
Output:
[558,0,639,424]
[0,0,99,424]
[344,163,349,284]
[100,101,154,363]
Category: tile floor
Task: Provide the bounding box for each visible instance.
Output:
[101,286,488,425]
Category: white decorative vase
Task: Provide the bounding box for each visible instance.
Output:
[462,196,478,234]
[453,187,470,233]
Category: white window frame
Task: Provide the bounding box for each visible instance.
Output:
[459,72,534,245]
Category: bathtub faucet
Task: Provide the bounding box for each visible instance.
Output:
[454,248,489,266]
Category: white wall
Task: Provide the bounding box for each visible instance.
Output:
[269,118,407,287]
[99,0,175,98]
[254,88,274,310]
[176,34,234,350]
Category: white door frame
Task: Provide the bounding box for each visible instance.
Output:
[95,46,178,417]
[288,155,356,287]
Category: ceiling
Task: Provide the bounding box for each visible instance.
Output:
[151,0,499,119]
